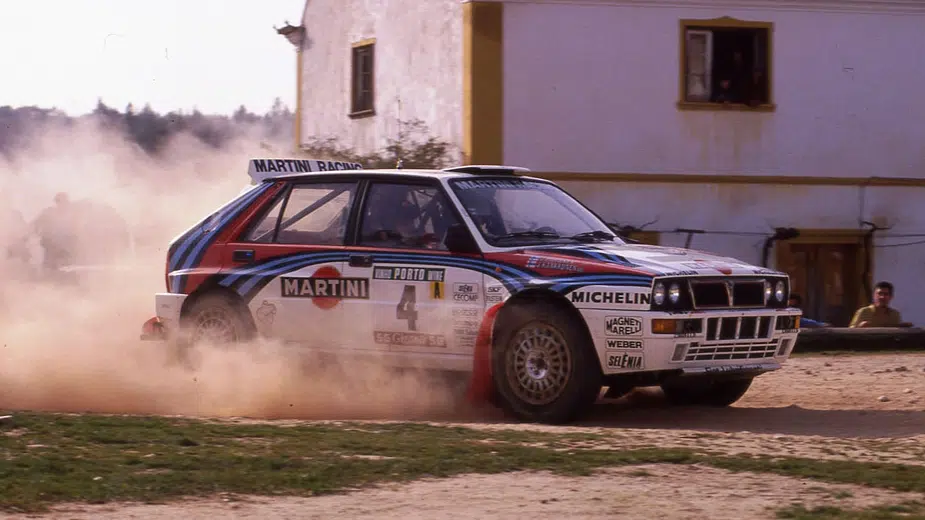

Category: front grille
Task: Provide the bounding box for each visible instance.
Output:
[689,279,769,309]
[691,281,729,307]
[684,340,780,361]
[705,316,773,341]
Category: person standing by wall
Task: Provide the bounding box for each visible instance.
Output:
[849,281,914,328]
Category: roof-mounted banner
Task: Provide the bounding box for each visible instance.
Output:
[247,158,364,183]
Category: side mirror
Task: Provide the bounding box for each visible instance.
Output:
[445,223,481,254]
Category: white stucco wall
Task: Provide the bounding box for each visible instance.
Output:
[502,0,925,178]
[297,0,463,158]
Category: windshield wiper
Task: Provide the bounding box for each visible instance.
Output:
[568,230,616,242]
[495,230,561,241]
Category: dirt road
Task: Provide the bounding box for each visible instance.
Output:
[11,352,925,520]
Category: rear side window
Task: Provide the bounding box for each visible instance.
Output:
[240,182,358,245]
[242,193,285,243]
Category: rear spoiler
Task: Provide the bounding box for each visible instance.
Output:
[247,158,364,184]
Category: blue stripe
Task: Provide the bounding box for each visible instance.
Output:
[219,251,348,286]
[233,254,352,295]
[179,184,271,271]
[168,184,265,272]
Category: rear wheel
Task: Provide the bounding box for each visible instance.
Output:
[170,292,255,368]
[491,300,602,424]
[660,377,754,407]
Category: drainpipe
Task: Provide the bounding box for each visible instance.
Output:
[761,227,799,268]
[675,228,705,249]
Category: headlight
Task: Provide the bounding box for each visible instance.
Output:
[653,282,666,305]
[764,281,772,303]
[774,281,786,302]
[669,283,681,304]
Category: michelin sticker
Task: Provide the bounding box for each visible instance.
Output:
[569,288,651,309]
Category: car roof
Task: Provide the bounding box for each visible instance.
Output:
[246,158,549,184]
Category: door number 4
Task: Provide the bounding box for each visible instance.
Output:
[396,285,418,331]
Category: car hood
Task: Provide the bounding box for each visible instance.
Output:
[512,242,783,277]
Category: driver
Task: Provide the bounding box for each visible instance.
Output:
[379,200,438,249]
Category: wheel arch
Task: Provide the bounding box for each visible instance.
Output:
[492,287,600,371]
[179,279,257,332]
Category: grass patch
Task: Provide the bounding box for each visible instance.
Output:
[776,501,925,519]
[2,413,925,513]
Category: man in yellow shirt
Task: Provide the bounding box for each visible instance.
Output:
[849,281,913,328]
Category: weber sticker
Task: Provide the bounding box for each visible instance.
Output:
[607,352,644,370]
[605,339,643,350]
[605,316,642,336]
[373,266,445,282]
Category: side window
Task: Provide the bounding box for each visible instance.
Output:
[242,192,286,243]
[359,182,461,251]
[275,182,358,245]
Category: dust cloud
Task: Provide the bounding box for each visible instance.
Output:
[0,119,470,421]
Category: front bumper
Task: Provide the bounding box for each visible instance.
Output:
[587,308,802,376]
[139,293,188,341]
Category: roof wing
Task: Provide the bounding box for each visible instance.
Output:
[247,158,364,183]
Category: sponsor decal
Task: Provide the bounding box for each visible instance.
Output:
[250,158,363,174]
[455,179,527,190]
[373,266,446,282]
[570,290,651,306]
[374,331,447,348]
[753,268,778,275]
[605,339,643,350]
[525,256,584,273]
[485,285,505,304]
[430,281,445,300]
[663,270,697,277]
[255,301,277,327]
[452,307,480,318]
[280,266,369,310]
[607,352,644,370]
[674,332,698,338]
[605,316,642,336]
[453,282,480,303]
[703,364,765,374]
[683,260,733,275]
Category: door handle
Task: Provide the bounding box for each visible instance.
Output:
[349,254,373,268]
[232,249,255,263]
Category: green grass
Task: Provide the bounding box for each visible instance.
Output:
[2,413,925,513]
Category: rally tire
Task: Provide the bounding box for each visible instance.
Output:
[180,291,256,347]
[660,377,754,407]
[490,300,602,424]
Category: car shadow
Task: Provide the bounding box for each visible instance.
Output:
[569,388,925,438]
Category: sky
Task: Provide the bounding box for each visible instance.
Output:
[0,0,305,116]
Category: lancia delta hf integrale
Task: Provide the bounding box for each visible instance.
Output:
[141,159,802,424]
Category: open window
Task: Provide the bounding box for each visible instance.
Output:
[680,17,773,110]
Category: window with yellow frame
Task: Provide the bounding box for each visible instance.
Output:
[679,17,775,111]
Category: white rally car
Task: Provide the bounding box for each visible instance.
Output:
[141,159,802,424]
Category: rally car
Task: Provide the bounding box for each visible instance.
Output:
[141,158,802,424]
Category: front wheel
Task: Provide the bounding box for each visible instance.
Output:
[491,300,602,424]
[660,377,754,407]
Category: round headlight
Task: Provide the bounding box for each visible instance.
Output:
[774,281,785,302]
[653,282,666,305]
[669,283,681,304]
[764,281,772,302]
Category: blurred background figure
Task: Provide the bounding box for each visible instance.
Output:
[788,293,829,328]
[849,281,913,328]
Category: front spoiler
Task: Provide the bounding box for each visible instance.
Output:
[680,362,782,376]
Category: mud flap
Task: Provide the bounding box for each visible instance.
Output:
[140,316,167,341]
[466,303,504,404]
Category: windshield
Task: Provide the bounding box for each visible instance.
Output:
[448,177,625,247]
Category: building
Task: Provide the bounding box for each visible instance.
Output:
[277,0,925,326]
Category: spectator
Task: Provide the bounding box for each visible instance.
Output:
[787,293,829,328]
[849,281,913,328]
[31,192,79,270]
